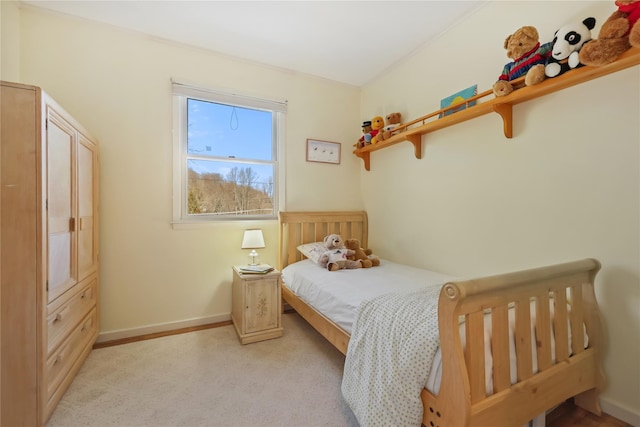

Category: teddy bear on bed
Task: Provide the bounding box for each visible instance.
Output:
[364,248,381,267]
[344,238,374,268]
[493,26,553,97]
[318,234,363,271]
[579,0,640,66]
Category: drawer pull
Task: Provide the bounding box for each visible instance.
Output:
[82,317,93,332]
[53,313,62,323]
[80,291,86,300]
[54,355,62,365]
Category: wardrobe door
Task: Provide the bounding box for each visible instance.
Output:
[46,108,77,303]
[77,134,97,281]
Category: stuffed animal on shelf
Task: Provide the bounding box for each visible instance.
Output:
[318,234,362,271]
[546,17,596,78]
[355,120,373,149]
[493,26,553,97]
[368,116,385,145]
[579,0,640,66]
[376,112,403,143]
[344,238,373,268]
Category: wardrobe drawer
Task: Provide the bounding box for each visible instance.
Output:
[46,308,97,400]
[47,279,97,354]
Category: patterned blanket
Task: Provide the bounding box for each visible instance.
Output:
[341,285,442,427]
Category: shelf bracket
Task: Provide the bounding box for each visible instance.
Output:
[493,103,513,138]
[356,151,371,171]
[407,134,422,159]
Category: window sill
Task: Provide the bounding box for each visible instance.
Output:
[171,217,277,230]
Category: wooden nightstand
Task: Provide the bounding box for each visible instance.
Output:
[231,266,283,344]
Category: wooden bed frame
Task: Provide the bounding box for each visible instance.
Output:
[278,211,605,427]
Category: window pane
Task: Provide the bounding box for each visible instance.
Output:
[173,82,283,224]
[187,159,274,216]
[187,98,273,161]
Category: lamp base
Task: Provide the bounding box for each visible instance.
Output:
[248,250,259,265]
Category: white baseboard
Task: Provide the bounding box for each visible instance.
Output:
[96,313,232,344]
[601,397,640,427]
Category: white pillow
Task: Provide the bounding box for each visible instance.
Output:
[296,242,326,264]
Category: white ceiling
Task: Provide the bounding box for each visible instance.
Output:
[21,0,486,86]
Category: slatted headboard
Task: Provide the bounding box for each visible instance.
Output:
[278,211,368,270]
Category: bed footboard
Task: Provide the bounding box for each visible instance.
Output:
[422,258,605,427]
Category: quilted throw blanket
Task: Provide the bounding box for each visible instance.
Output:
[341,285,442,427]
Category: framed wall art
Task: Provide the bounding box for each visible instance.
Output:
[439,84,478,118]
[306,139,341,164]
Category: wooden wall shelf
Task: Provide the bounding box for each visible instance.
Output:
[354,47,640,171]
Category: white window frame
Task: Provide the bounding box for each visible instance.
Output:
[171,81,286,227]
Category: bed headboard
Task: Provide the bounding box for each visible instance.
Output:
[278,211,368,270]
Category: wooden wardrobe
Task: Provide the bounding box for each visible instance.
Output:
[1,81,99,426]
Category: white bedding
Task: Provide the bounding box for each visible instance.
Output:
[281,259,454,334]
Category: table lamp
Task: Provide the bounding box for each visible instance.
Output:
[241,229,265,265]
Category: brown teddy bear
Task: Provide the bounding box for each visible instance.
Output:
[364,248,381,266]
[318,234,362,271]
[344,238,373,268]
[493,26,553,97]
[579,0,640,66]
[376,112,403,143]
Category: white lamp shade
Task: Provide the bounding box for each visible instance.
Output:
[241,229,265,249]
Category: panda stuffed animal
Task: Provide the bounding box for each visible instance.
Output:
[545,17,596,78]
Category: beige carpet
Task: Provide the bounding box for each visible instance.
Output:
[46,313,359,427]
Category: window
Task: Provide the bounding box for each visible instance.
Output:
[172,82,286,224]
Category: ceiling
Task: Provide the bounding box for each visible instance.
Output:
[21,1,485,86]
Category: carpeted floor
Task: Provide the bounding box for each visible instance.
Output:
[46,313,359,427]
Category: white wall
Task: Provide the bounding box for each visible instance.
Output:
[9,5,363,337]
[361,1,639,423]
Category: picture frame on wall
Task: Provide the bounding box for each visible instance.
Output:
[306,139,341,164]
